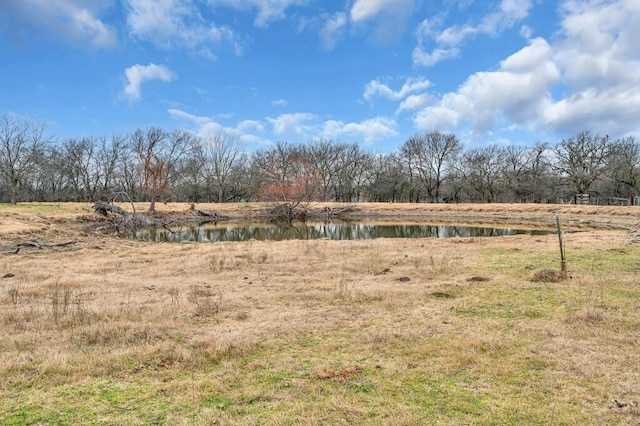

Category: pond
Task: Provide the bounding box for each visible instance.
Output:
[118,220,555,243]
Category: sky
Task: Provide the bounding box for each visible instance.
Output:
[1,0,639,152]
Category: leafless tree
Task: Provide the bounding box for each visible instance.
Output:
[552,131,611,195]
[524,142,556,203]
[304,139,343,202]
[250,142,314,202]
[131,128,195,211]
[0,114,51,204]
[198,132,246,202]
[461,145,505,202]
[604,136,640,199]
[400,131,462,202]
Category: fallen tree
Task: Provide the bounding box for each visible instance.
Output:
[93,200,159,230]
[264,202,359,221]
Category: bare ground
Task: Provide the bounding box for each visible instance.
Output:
[1,202,639,424]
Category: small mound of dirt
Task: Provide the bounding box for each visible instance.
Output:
[316,366,363,384]
[531,269,564,283]
[430,292,454,299]
[467,276,490,282]
[396,276,411,282]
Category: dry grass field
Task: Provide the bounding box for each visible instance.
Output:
[1,202,639,425]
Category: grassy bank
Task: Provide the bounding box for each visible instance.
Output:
[1,203,639,424]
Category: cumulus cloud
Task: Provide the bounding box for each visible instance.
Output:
[397,94,430,114]
[267,113,318,135]
[412,47,460,67]
[125,0,240,54]
[545,0,640,134]
[123,64,176,101]
[364,77,431,102]
[2,0,116,48]
[169,108,269,144]
[414,37,560,133]
[349,0,414,44]
[412,0,640,138]
[322,117,398,143]
[413,0,533,67]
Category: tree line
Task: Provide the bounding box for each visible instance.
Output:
[1,114,639,208]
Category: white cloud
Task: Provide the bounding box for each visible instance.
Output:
[3,0,116,48]
[413,0,533,67]
[413,0,640,138]
[397,94,430,114]
[349,0,414,44]
[267,113,318,135]
[544,0,640,134]
[544,88,640,136]
[170,107,399,145]
[210,0,308,28]
[319,12,347,50]
[271,99,288,106]
[364,77,431,102]
[237,119,265,132]
[123,64,176,100]
[414,37,560,133]
[323,117,398,143]
[350,0,407,23]
[412,47,460,67]
[125,0,239,54]
[168,108,270,144]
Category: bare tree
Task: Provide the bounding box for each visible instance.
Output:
[524,142,556,203]
[96,134,129,200]
[0,114,51,204]
[304,139,343,202]
[373,153,408,202]
[400,131,462,202]
[552,131,610,195]
[501,145,529,202]
[61,137,100,201]
[131,128,194,211]
[604,136,640,199]
[461,145,505,202]
[251,142,316,202]
[198,132,246,202]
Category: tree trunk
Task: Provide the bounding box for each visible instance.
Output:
[11,178,18,204]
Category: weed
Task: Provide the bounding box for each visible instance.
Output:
[426,252,455,275]
[8,286,21,307]
[49,281,73,322]
[168,287,182,312]
[187,285,221,319]
[208,253,226,272]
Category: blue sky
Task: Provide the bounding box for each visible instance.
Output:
[1,0,639,152]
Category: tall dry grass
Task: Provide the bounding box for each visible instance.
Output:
[1,203,639,424]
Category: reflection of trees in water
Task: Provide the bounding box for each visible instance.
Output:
[128,221,552,243]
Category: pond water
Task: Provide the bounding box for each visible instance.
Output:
[119,220,554,243]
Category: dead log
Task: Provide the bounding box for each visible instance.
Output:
[197,209,219,219]
[93,200,169,230]
[94,201,130,217]
[17,240,76,249]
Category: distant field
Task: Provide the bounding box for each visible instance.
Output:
[1,203,639,424]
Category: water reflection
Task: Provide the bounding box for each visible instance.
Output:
[122,220,553,243]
